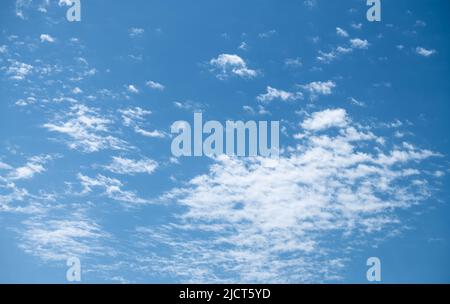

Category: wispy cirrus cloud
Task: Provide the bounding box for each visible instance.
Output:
[19,212,114,262]
[78,174,151,205]
[43,104,129,153]
[119,107,166,138]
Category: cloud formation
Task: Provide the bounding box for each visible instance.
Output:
[141,108,440,283]
[210,54,259,79]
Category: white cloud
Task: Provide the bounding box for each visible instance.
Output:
[209,54,259,79]
[119,107,151,127]
[127,85,139,94]
[119,107,165,138]
[317,36,369,63]
[15,0,32,19]
[8,155,53,181]
[173,100,205,111]
[20,213,112,262]
[350,38,369,49]
[104,157,158,175]
[300,81,336,97]
[336,46,352,54]
[78,174,150,205]
[43,104,128,153]
[317,50,337,63]
[0,161,12,170]
[134,128,166,138]
[416,47,436,57]
[301,108,349,131]
[336,27,349,38]
[15,96,36,107]
[40,34,55,43]
[145,110,439,283]
[257,86,303,103]
[72,87,83,94]
[146,80,165,91]
[6,60,33,81]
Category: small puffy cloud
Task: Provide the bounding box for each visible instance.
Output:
[72,87,83,94]
[336,27,349,38]
[301,108,349,131]
[146,80,165,91]
[104,157,158,175]
[257,86,303,103]
[6,60,33,81]
[416,47,436,57]
[300,81,336,96]
[40,34,55,43]
[350,38,369,49]
[209,54,259,79]
[127,85,139,94]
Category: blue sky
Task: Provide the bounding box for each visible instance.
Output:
[0,0,449,283]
